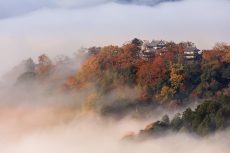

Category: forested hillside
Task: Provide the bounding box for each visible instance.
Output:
[15,39,230,121]
[123,95,230,140]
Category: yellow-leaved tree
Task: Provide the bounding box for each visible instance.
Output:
[170,63,185,95]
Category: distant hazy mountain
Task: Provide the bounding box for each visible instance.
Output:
[116,0,181,6]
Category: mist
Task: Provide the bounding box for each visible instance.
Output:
[0,60,229,153]
[0,0,230,76]
[0,0,179,18]
[0,0,230,152]
[0,104,229,153]
[0,77,229,152]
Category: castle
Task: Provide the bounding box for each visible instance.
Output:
[131,38,201,61]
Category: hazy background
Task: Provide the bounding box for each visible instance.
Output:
[0,0,230,77]
[0,1,229,152]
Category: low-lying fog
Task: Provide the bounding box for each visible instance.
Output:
[0,107,229,153]
[0,0,229,151]
[0,85,229,153]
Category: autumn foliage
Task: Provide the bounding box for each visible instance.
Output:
[16,40,230,114]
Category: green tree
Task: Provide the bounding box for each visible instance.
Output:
[171,113,183,131]
[161,115,170,125]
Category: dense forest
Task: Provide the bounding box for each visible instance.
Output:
[123,95,230,140]
[13,39,230,137]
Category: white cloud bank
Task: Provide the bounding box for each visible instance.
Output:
[0,0,229,77]
[0,112,230,153]
[0,0,179,19]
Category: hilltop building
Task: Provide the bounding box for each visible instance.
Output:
[139,40,156,61]
[184,47,201,60]
[132,39,167,61]
[150,40,167,49]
